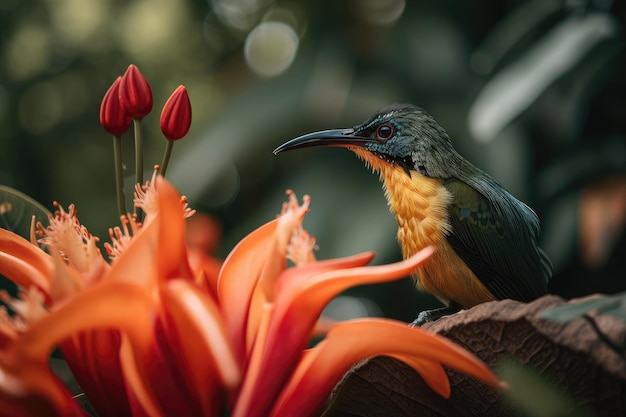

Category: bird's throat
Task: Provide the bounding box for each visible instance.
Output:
[352,148,452,252]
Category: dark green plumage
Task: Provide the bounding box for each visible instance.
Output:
[444,178,551,301]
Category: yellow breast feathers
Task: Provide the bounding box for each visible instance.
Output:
[352,148,495,308]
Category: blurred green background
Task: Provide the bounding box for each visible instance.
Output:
[2,0,626,321]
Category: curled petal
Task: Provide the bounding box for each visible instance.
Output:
[269,318,503,417]
[388,355,450,397]
[233,252,376,417]
[217,218,279,359]
[126,175,194,285]
[153,176,194,282]
[2,283,154,416]
[233,248,432,417]
[0,254,51,304]
[0,229,52,299]
[218,191,315,359]
[161,279,240,389]
[0,229,51,280]
[16,282,153,365]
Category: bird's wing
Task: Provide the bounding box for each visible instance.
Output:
[443,178,550,302]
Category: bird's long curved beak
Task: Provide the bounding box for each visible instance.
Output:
[273,128,371,155]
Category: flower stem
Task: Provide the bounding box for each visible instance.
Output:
[160,140,174,177]
[133,119,144,186]
[133,119,144,222]
[113,135,126,217]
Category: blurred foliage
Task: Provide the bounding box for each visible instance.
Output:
[498,361,590,417]
[542,291,626,322]
[2,0,626,322]
[0,184,52,299]
[0,184,51,238]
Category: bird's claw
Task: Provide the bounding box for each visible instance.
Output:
[409,305,463,327]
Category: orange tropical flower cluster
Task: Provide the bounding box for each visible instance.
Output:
[0,175,501,417]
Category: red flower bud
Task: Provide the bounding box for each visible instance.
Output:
[119,64,153,119]
[100,76,132,135]
[160,85,192,141]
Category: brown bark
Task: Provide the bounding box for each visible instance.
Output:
[324,295,626,417]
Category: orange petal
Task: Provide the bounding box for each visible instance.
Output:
[3,283,154,417]
[0,358,88,417]
[17,282,153,360]
[220,192,314,359]
[235,248,432,417]
[244,251,376,356]
[311,316,336,338]
[388,355,450,398]
[118,334,163,417]
[217,218,279,358]
[103,211,159,290]
[105,177,192,290]
[243,251,374,356]
[0,229,52,298]
[161,279,240,389]
[153,177,194,282]
[232,302,273,417]
[0,229,51,278]
[269,318,502,417]
[60,331,134,417]
[187,248,221,297]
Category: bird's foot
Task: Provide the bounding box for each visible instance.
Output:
[409,304,464,327]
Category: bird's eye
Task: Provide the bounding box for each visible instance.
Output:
[376,123,394,141]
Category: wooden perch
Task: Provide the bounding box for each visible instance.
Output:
[323,294,626,417]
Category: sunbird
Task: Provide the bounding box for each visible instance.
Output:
[274,104,552,323]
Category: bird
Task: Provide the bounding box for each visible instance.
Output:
[273,104,552,324]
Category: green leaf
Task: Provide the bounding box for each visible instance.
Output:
[0,186,51,296]
[0,185,51,241]
[498,361,590,417]
[541,292,626,323]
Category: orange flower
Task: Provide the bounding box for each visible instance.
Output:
[0,177,502,417]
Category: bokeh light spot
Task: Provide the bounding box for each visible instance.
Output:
[210,0,271,31]
[244,21,299,78]
[5,23,52,81]
[353,0,405,26]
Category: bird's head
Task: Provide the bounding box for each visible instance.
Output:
[273,104,455,178]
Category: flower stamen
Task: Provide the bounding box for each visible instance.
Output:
[287,228,317,267]
[181,196,196,219]
[104,214,140,261]
[36,202,103,274]
[0,287,48,330]
[133,169,159,221]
